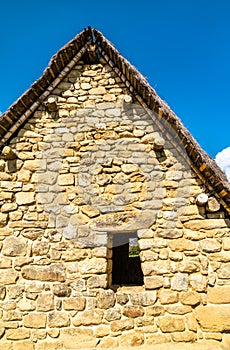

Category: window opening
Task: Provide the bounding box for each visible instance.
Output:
[109,232,143,286]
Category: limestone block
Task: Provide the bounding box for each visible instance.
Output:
[15,192,35,205]
[58,173,74,186]
[195,305,230,331]
[23,159,46,171]
[119,331,144,347]
[32,242,50,256]
[6,328,30,340]
[48,312,70,328]
[190,274,207,292]
[89,87,106,94]
[60,328,98,349]
[63,297,86,311]
[166,304,192,315]
[168,238,197,252]
[207,286,230,304]
[123,305,144,318]
[200,239,221,253]
[81,83,91,90]
[116,293,129,305]
[17,169,31,182]
[73,309,103,326]
[217,263,230,278]
[97,290,115,309]
[0,269,18,284]
[37,294,54,312]
[130,291,157,306]
[110,319,134,332]
[184,219,229,230]
[140,250,158,261]
[1,203,18,213]
[12,340,34,350]
[22,264,66,282]
[142,260,170,275]
[144,276,164,289]
[158,316,185,332]
[180,291,200,306]
[95,325,110,338]
[104,308,121,321]
[18,298,36,311]
[79,258,107,274]
[171,331,197,342]
[3,310,22,321]
[171,273,189,291]
[81,205,100,218]
[24,313,46,328]
[145,333,171,345]
[0,257,12,268]
[2,236,27,257]
[53,284,71,297]
[0,213,8,227]
[159,290,178,304]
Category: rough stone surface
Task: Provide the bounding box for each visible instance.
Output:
[0,59,229,349]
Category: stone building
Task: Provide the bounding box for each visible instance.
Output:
[0,27,230,349]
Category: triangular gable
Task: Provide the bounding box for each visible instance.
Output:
[0,27,229,213]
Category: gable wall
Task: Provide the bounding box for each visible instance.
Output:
[0,61,230,349]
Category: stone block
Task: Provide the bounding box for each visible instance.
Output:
[37,294,54,311]
[97,290,115,309]
[110,319,134,332]
[158,290,178,304]
[63,297,86,311]
[171,331,197,342]
[73,309,103,326]
[12,341,34,350]
[119,331,144,347]
[87,274,107,289]
[130,291,157,306]
[180,291,200,306]
[200,239,221,253]
[168,238,197,252]
[48,312,70,328]
[104,308,121,321]
[6,328,30,340]
[0,269,18,284]
[123,305,144,318]
[2,236,27,256]
[60,328,98,350]
[53,284,71,298]
[15,192,35,205]
[195,305,230,331]
[58,174,74,186]
[171,273,189,291]
[207,286,230,304]
[79,258,107,274]
[24,313,46,328]
[217,263,230,278]
[22,264,66,282]
[158,316,185,332]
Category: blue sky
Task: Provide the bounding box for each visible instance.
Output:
[0,0,229,160]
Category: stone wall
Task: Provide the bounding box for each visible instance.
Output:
[0,60,230,349]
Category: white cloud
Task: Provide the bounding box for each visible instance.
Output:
[215,147,230,181]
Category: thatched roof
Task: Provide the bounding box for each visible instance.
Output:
[0,27,229,214]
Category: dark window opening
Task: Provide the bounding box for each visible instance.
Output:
[111,232,143,286]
